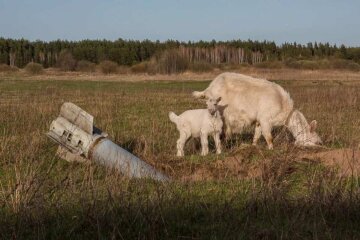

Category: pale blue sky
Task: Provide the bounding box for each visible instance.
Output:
[0,0,359,46]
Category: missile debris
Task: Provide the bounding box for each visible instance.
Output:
[47,102,170,181]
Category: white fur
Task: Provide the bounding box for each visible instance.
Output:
[192,72,322,149]
[169,99,223,156]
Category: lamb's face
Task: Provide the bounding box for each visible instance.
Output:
[206,97,221,115]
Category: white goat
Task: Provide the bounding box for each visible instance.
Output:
[169,97,223,156]
[193,72,322,149]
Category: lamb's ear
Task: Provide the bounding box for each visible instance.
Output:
[309,120,317,132]
[216,97,222,103]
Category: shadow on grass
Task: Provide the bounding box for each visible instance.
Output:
[1,180,360,240]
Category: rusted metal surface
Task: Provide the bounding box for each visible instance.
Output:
[47,102,170,181]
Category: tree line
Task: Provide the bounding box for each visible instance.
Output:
[0,37,359,68]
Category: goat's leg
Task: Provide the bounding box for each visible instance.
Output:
[224,126,232,141]
[214,132,222,154]
[176,132,189,157]
[252,122,262,146]
[200,132,209,156]
[260,121,273,150]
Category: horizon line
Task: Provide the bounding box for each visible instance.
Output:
[1,36,358,48]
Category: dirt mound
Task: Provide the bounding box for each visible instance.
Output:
[180,147,360,181]
[181,155,262,181]
[180,146,265,181]
[299,148,360,176]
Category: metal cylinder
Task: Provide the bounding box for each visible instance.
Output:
[90,138,170,181]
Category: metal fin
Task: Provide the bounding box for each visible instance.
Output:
[59,102,93,134]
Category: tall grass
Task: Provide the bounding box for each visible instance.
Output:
[0,79,359,239]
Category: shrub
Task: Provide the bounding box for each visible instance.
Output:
[298,60,321,70]
[254,61,284,69]
[283,58,360,71]
[284,58,301,69]
[0,64,18,72]
[57,50,77,71]
[146,58,160,75]
[99,60,118,74]
[131,62,149,73]
[76,60,96,72]
[24,62,43,74]
[118,65,131,74]
[220,63,249,70]
[330,59,360,71]
[189,61,214,72]
[156,49,188,74]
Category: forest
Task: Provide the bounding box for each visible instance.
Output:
[1,37,360,68]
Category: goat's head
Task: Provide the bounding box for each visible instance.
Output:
[206,97,222,115]
[295,120,323,147]
[288,110,323,148]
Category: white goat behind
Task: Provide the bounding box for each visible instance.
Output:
[169,97,223,156]
[192,72,322,149]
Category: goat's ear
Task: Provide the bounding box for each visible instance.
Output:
[216,97,222,103]
[309,120,317,132]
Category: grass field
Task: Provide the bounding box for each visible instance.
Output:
[0,78,360,239]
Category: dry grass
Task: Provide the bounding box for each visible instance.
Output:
[0,78,359,239]
[2,67,360,82]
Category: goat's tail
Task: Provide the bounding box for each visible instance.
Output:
[168,112,179,124]
[192,90,206,99]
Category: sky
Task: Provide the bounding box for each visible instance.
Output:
[0,0,359,46]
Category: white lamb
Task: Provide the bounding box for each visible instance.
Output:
[169,97,223,157]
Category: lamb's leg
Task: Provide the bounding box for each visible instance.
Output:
[252,122,262,146]
[260,121,273,150]
[214,132,222,154]
[200,132,209,156]
[176,131,189,157]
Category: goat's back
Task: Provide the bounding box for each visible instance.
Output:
[202,72,294,129]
